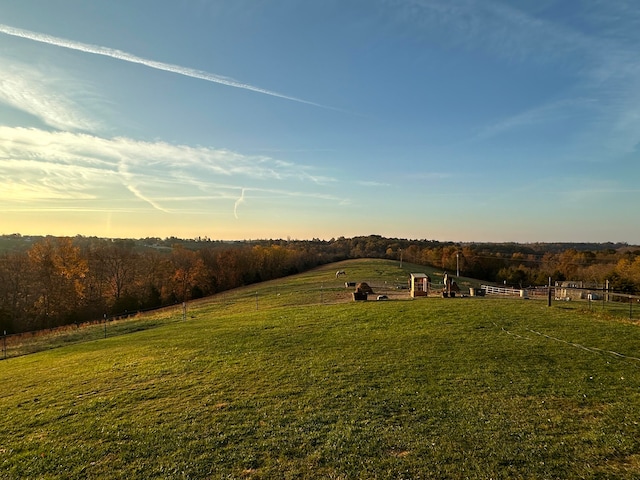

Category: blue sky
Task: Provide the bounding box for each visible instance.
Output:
[1,1,638,243]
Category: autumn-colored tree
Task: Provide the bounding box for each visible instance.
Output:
[251,244,293,281]
[28,238,88,327]
[0,252,31,333]
[611,256,640,293]
[497,264,533,288]
[440,245,459,272]
[1,234,639,334]
[136,249,166,308]
[86,239,142,313]
[212,248,247,292]
[168,246,208,302]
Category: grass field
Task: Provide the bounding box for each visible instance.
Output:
[1,259,640,479]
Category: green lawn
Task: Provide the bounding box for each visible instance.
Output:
[1,259,640,479]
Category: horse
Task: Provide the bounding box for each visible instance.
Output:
[336,270,346,278]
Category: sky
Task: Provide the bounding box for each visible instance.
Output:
[1,0,639,243]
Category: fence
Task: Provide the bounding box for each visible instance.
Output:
[3,278,639,360]
[1,304,186,360]
[559,287,640,320]
[1,278,397,360]
[481,285,528,297]
[481,284,640,321]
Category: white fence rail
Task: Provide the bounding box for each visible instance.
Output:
[481,285,528,297]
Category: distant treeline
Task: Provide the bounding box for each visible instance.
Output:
[0,234,638,334]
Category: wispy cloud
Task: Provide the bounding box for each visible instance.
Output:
[0,127,344,216]
[386,0,591,65]
[0,23,327,109]
[356,180,391,187]
[386,0,640,160]
[0,58,101,131]
[0,159,101,201]
[409,172,452,181]
[475,98,597,140]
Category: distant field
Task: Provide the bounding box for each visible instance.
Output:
[1,259,640,479]
[2,258,458,358]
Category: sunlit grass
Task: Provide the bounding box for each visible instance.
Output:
[2,259,640,478]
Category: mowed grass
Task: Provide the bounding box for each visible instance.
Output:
[2,260,640,479]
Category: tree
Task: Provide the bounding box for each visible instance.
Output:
[169,246,208,302]
[212,248,246,292]
[0,252,31,333]
[28,238,88,328]
[92,240,139,311]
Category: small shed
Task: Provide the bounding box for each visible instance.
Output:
[355,282,374,294]
[410,273,430,298]
[352,282,373,301]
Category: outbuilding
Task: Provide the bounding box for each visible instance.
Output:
[410,273,430,298]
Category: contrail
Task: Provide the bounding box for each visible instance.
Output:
[0,23,325,108]
[117,156,170,213]
[234,188,246,219]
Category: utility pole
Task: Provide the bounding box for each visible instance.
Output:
[456,253,460,277]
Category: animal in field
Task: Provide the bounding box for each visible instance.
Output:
[336,270,346,278]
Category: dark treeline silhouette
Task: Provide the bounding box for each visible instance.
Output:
[0,234,638,334]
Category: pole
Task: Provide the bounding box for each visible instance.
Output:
[456,253,459,277]
[547,277,552,307]
[255,291,258,310]
[103,313,107,339]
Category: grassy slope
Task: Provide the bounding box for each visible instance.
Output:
[1,259,640,479]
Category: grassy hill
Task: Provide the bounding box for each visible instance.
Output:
[1,259,640,479]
